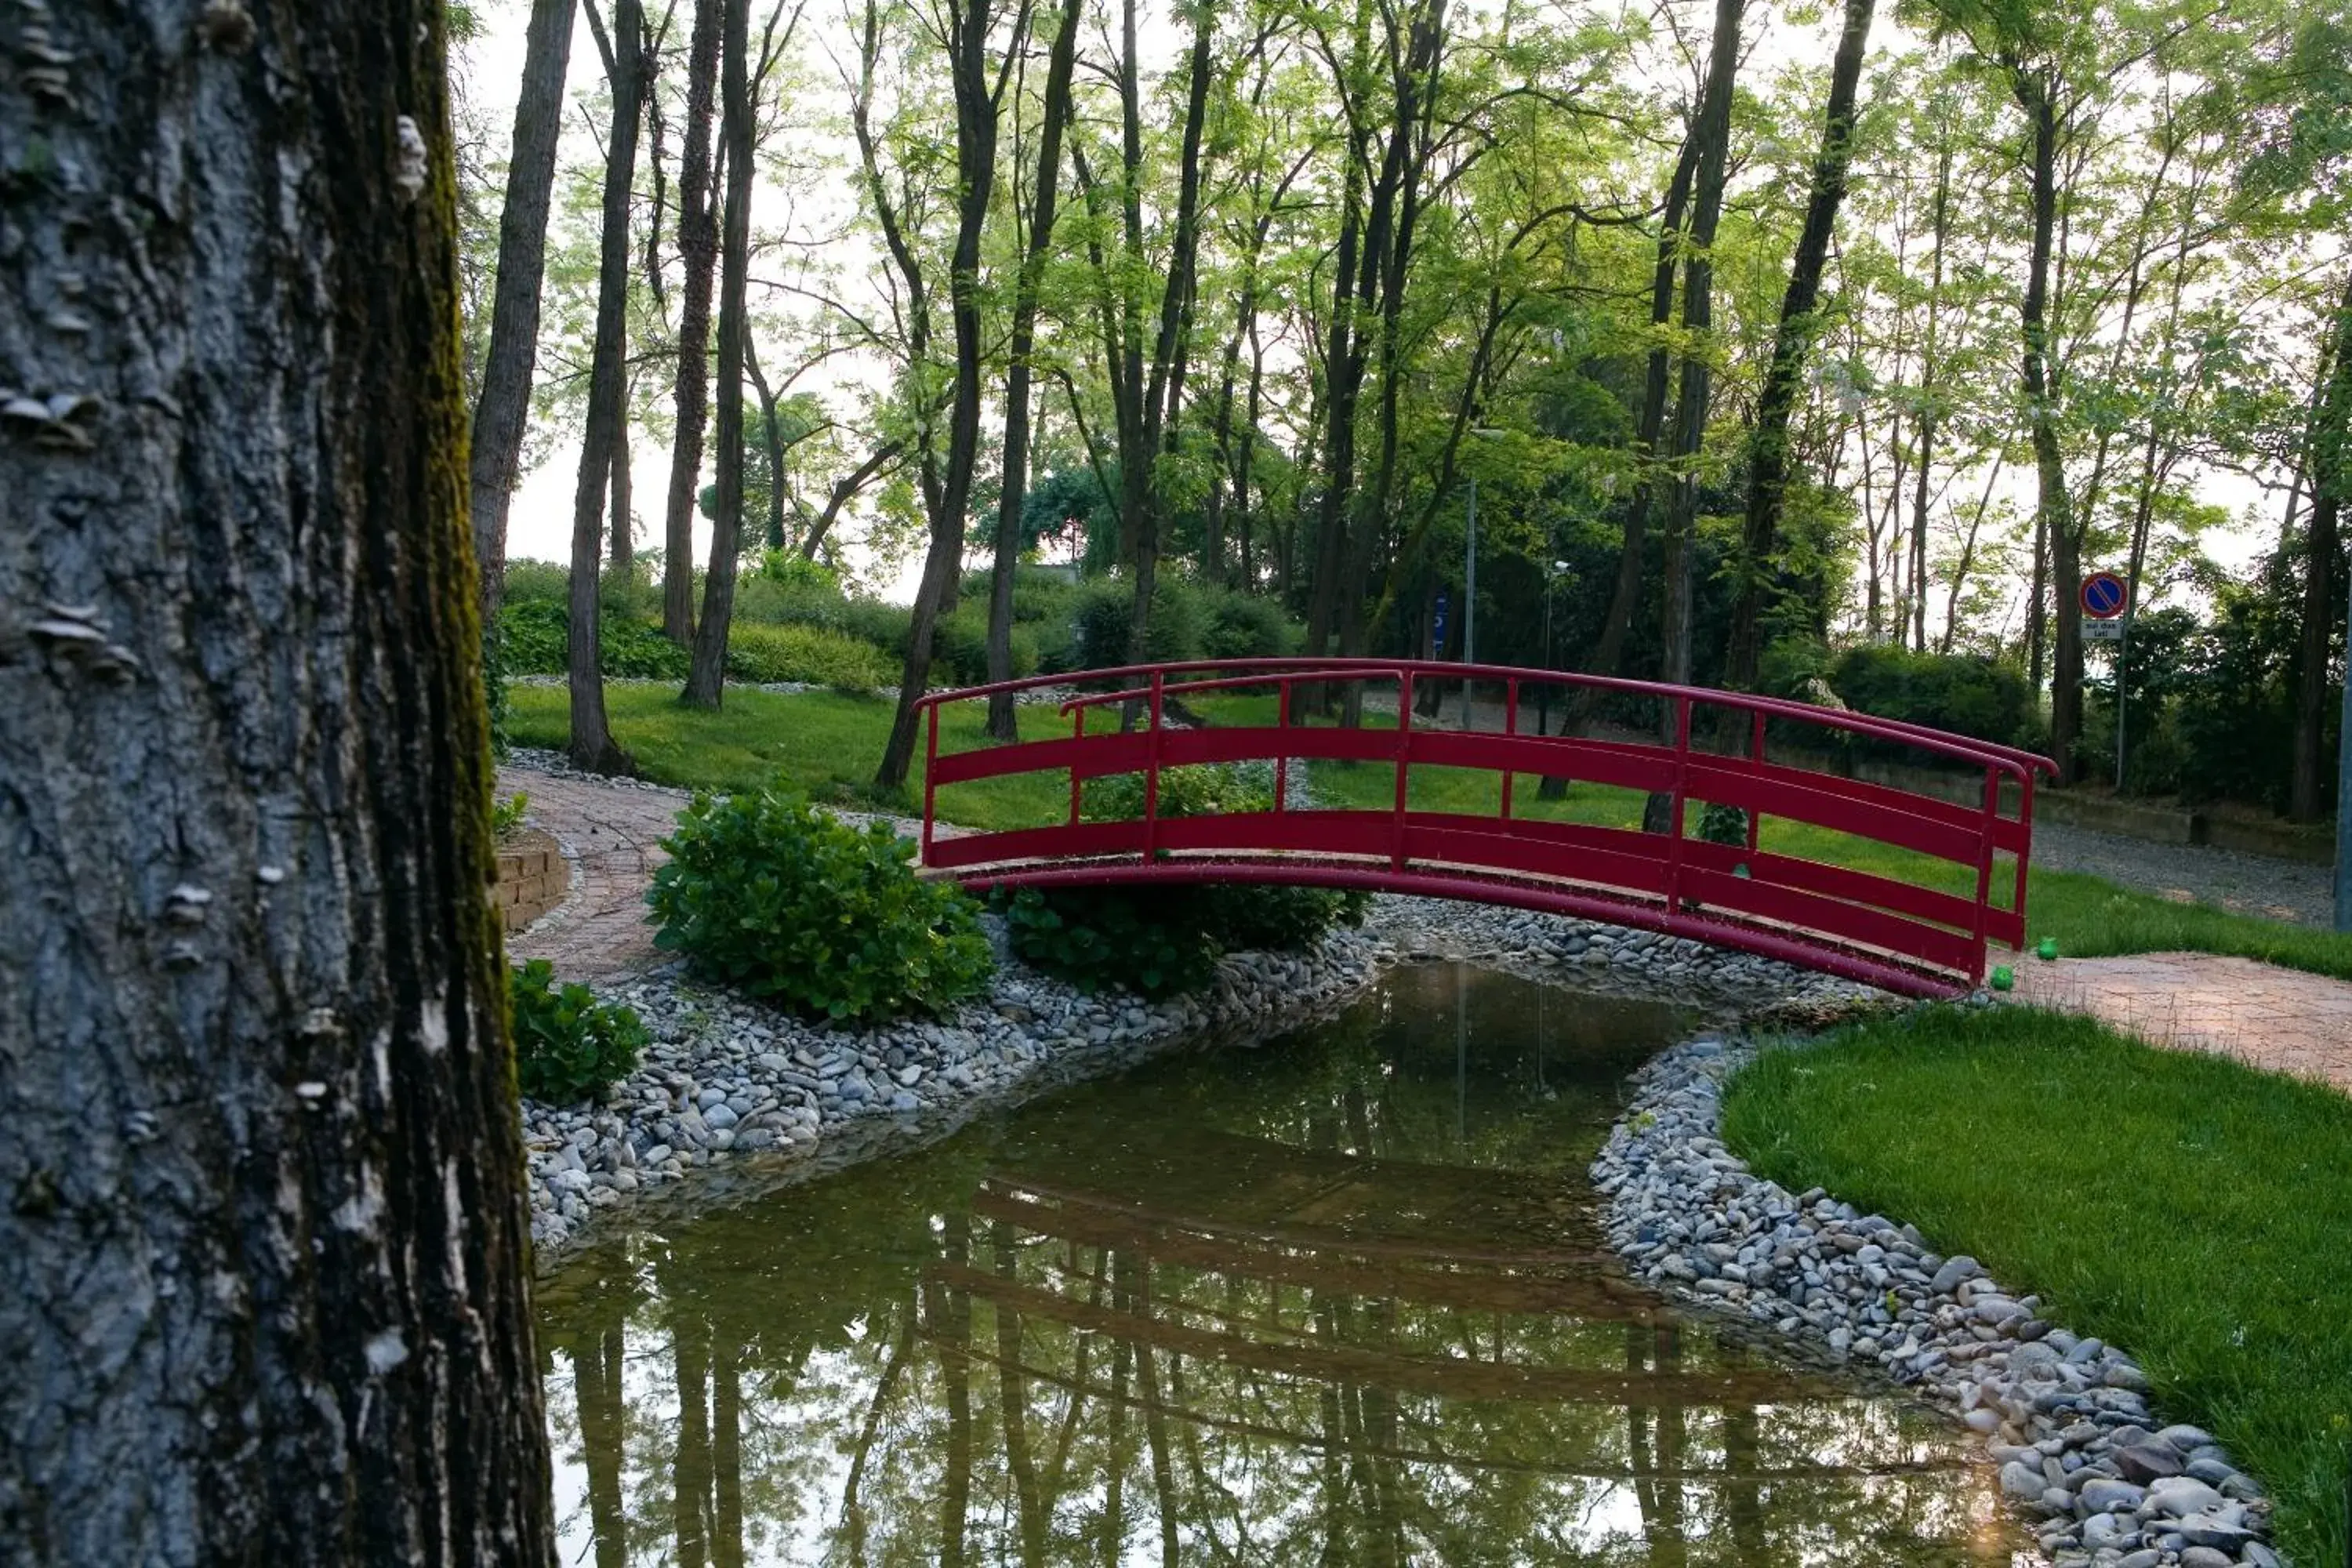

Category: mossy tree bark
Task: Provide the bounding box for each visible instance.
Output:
[0,2,554,1562]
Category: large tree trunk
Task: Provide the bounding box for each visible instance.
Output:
[470,0,581,625]
[1723,0,1873,692]
[877,0,1010,787]
[569,0,646,771]
[1909,138,1950,654]
[986,0,1083,742]
[2013,71,2078,775]
[1657,0,1744,695]
[2292,268,2352,822]
[683,0,757,707]
[1,5,554,1561]
[662,0,724,643]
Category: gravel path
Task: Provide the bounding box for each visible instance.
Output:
[2031,821,2336,927]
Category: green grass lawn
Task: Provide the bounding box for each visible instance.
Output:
[1722,1005,2352,1566]
[506,680,2352,981]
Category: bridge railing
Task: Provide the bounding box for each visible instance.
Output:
[914,659,2059,996]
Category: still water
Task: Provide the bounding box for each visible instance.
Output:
[535,965,2023,1566]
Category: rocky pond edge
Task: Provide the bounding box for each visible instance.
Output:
[519,891,2280,1566]
[1596,1031,2283,1568]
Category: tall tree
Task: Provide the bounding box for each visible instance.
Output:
[985,0,1083,742]
[2292,270,2352,821]
[662,0,725,644]
[1724,0,1877,691]
[1657,0,1746,691]
[467,0,581,622]
[569,0,648,771]
[684,0,758,707]
[876,0,1022,787]
[2,2,553,1559]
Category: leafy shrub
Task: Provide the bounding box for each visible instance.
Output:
[510,959,648,1104]
[1007,760,1360,995]
[497,598,690,679]
[1069,575,1208,669]
[725,622,898,691]
[998,885,1223,996]
[1083,761,1276,822]
[492,791,530,839]
[646,789,993,1022]
[923,603,1038,687]
[1197,584,1300,660]
[499,559,572,606]
[1828,644,2045,755]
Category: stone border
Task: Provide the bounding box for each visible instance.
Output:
[1593,1030,2281,1568]
[493,826,568,933]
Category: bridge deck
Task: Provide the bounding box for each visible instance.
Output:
[916,659,2057,996]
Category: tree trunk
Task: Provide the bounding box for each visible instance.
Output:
[470,0,581,625]
[662,0,724,643]
[683,0,757,708]
[575,1327,630,1568]
[1658,0,1745,694]
[610,416,635,580]
[877,0,1010,787]
[1909,142,1949,655]
[1722,0,1873,691]
[1581,125,1700,701]
[744,333,789,549]
[987,0,1082,742]
[1,5,554,1561]
[2292,268,2352,821]
[569,0,646,771]
[2013,71,2078,775]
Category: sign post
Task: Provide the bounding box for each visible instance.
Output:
[2081,572,2130,786]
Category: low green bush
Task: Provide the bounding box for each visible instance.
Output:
[1829,644,2044,754]
[509,958,648,1104]
[499,559,572,605]
[1197,583,1300,660]
[1005,760,1364,995]
[497,598,690,679]
[646,789,993,1022]
[725,622,898,691]
[998,885,1223,996]
[923,602,1038,686]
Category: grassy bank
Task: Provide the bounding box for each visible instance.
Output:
[505,681,2352,981]
[1721,1005,2352,1564]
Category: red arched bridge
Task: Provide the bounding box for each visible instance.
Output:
[915,659,2057,998]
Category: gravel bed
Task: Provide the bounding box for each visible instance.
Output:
[2032,820,2334,927]
[1595,1033,2281,1568]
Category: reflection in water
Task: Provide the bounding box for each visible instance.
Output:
[536,966,2023,1566]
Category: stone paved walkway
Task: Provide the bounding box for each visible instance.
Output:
[2013,952,2352,1094]
[498,768,684,981]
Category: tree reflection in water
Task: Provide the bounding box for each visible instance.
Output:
[537,965,2023,1566]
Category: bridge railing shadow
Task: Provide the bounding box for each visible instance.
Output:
[916,659,2059,996]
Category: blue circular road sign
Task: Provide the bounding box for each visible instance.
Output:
[2081,572,2127,619]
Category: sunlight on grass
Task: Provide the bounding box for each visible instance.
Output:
[1723,1005,2352,1566]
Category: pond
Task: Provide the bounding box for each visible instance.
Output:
[535,964,2023,1565]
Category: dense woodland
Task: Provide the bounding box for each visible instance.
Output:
[454,0,2352,815]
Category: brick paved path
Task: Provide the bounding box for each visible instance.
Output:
[497,769,685,981]
[2014,953,2352,1094]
